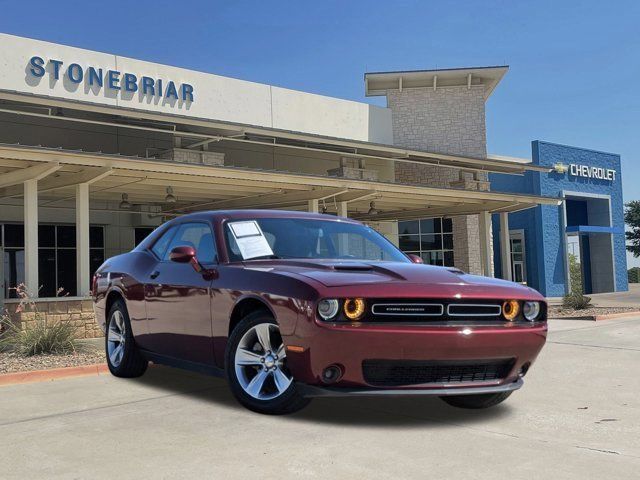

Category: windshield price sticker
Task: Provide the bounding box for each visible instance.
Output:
[228,221,274,260]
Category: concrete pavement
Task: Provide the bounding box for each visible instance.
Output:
[1,318,638,479]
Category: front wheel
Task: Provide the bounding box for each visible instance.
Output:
[225,312,310,415]
[439,391,512,409]
[105,299,148,378]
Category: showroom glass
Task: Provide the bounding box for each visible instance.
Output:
[0,224,104,298]
[398,218,454,267]
[225,218,410,263]
[162,223,217,264]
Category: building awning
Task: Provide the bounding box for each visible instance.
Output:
[0,89,550,176]
[365,66,509,99]
[566,225,624,235]
[0,144,561,221]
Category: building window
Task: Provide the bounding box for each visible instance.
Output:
[134,227,155,247]
[1,224,104,298]
[398,218,454,266]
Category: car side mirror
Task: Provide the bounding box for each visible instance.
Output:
[169,245,196,263]
[407,254,424,264]
[169,245,205,273]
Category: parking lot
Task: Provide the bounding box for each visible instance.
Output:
[1,318,638,479]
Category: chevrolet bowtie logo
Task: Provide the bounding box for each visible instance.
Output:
[553,163,569,174]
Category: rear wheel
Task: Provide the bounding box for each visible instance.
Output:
[439,391,512,409]
[106,299,148,378]
[225,312,310,415]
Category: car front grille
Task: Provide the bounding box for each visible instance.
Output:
[362,359,515,387]
[368,299,504,322]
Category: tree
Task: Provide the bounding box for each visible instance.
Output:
[629,267,640,284]
[625,201,640,257]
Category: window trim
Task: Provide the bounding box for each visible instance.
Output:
[158,221,218,265]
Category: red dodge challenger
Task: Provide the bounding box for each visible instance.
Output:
[92,210,547,415]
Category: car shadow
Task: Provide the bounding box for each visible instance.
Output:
[131,365,513,427]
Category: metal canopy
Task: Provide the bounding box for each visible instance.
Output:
[0,90,549,176]
[0,144,561,221]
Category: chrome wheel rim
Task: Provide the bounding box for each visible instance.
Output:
[107,310,126,368]
[234,323,293,400]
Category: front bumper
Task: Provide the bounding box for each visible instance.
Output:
[284,320,547,391]
[298,377,524,397]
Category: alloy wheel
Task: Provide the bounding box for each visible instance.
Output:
[107,310,126,368]
[234,323,293,400]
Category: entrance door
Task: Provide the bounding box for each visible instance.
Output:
[509,231,527,284]
[144,221,218,365]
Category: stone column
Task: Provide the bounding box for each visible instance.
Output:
[387,85,488,274]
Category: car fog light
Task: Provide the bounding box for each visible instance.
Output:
[523,301,541,321]
[318,299,339,320]
[502,300,520,321]
[343,298,366,320]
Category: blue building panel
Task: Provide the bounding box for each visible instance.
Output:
[489,141,627,297]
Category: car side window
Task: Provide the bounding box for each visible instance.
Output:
[163,222,217,264]
[150,226,177,259]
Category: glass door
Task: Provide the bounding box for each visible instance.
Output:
[509,232,527,284]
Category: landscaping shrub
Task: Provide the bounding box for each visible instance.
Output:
[562,293,592,310]
[0,284,79,356]
[562,253,592,310]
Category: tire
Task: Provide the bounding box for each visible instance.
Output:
[439,391,513,409]
[225,311,311,415]
[105,299,148,378]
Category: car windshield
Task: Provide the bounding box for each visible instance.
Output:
[224,217,410,263]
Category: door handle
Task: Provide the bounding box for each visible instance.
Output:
[150,270,160,279]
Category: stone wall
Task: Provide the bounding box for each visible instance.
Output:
[386,85,488,275]
[5,299,101,339]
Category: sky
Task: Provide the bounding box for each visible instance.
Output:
[1,0,639,265]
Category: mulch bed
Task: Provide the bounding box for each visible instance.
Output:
[0,348,105,374]
[548,306,639,319]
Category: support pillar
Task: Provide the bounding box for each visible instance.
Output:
[499,212,512,281]
[24,179,39,297]
[478,211,493,277]
[337,201,348,218]
[308,199,319,213]
[76,183,90,296]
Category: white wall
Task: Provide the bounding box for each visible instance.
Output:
[0,33,393,144]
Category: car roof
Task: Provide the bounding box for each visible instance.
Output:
[167,209,363,224]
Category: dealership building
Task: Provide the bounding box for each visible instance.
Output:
[0,33,627,328]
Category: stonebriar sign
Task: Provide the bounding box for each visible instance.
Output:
[28,55,194,102]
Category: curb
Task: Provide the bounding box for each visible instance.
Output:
[0,363,109,387]
[549,311,640,322]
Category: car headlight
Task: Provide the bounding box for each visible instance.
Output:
[343,298,366,321]
[502,300,520,321]
[523,301,541,321]
[317,299,339,321]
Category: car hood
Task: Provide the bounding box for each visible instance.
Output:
[242,259,542,298]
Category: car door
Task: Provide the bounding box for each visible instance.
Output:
[144,221,217,365]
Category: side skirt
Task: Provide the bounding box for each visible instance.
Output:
[140,350,226,378]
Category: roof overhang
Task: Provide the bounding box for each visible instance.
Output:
[0,89,550,175]
[365,66,509,100]
[0,144,561,221]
